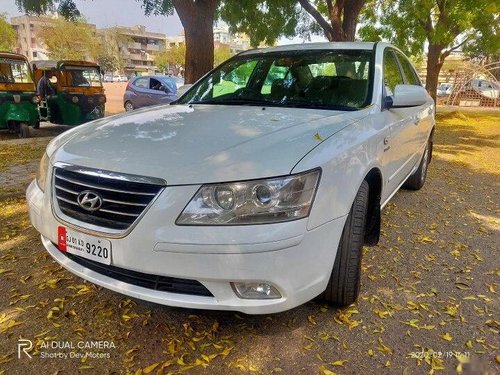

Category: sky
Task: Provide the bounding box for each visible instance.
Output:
[1,0,325,44]
[1,0,184,35]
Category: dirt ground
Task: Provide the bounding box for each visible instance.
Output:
[0,110,498,375]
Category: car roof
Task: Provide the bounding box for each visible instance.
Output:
[239,42,377,56]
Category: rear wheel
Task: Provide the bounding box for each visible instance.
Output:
[403,138,431,190]
[19,123,30,138]
[320,180,369,306]
[124,101,134,112]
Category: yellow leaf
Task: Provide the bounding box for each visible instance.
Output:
[314,132,324,141]
[441,333,453,341]
[368,349,375,357]
[331,360,347,366]
[455,282,471,290]
[319,365,337,375]
[143,363,159,374]
[385,360,391,367]
[496,355,500,364]
[308,315,317,325]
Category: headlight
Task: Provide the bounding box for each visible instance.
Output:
[176,169,321,225]
[36,152,49,192]
[72,96,79,103]
[32,95,40,104]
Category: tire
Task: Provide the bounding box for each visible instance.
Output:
[403,138,431,191]
[19,123,30,138]
[320,180,369,306]
[124,101,134,112]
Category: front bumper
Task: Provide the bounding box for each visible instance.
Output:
[27,179,347,314]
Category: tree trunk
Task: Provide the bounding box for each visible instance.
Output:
[425,43,445,103]
[173,0,218,84]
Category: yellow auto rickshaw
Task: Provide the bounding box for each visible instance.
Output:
[0,52,39,137]
[32,60,106,126]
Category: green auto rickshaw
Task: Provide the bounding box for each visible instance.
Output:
[0,52,39,137]
[32,60,106,126]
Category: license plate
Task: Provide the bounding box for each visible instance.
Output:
[57,226,112,265]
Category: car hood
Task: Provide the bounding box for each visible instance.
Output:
[53,104,363,185]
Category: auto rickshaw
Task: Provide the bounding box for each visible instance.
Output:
[0,52,39,137]
[32,60,106,126]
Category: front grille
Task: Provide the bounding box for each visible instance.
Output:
[53,167,165,231]
[61,250,214,297]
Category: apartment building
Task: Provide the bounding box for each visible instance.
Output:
[213,26,250,54]
[11,15,55,60]
[98,25,166,76]
[11,15,97,61]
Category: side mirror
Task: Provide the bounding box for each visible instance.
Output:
[386,84,428,109]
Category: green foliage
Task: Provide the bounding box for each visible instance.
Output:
[214,44,231,66]
[39,18,100,60]
[97,53,118,74]
[218,0,299,47]
[365,0,499,59]
[0,13,17,51]
[155,44,185,73]
[98,28,133,73]
[15,0,81,20]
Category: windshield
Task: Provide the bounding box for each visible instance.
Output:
[62,66,102,87]
[0,58,33,84]
[178,50,373,110]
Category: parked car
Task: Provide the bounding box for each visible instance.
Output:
[103,73,113,82]
[123,75,177,111]
[27,42,435,314]
[114,74,128,83]
[437,83,453,96]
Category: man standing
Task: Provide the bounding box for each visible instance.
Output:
[37,69,56,97]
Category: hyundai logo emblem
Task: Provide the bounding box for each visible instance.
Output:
[77,190,103,212]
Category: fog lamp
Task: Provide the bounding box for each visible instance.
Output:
[231,282,281,299]
[72,96,79,103]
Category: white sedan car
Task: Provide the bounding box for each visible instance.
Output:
[27,42,434,314]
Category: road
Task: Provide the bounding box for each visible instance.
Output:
[0,110,498,374]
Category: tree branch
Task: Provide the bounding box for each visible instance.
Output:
[298,0,334,40]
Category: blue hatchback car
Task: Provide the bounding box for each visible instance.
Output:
[123,75,178,111]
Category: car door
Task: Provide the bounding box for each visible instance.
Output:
[131,77,151,108]
[380,48,419,198]
[394,51,434,160]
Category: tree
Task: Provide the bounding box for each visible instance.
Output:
[38,17,101,61]
[15,0,81,20]
[371,0,500,101]
[0,13,17,51]
[96,53,118,74]
[295,0,367,41]
[155,44,185,74]
[214,44,231,66]
[140,0,218,83]
[97,28,133,73]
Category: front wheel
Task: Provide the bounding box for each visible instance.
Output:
[320,180,369,306]
[403,138,431,191]
[124,101,134,112]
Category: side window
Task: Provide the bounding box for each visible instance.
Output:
[134,78,149,89]
[261,63,289,94]
[396,52,420,86]
[383,49,404,96]
[150,78,162,91]
[213,60,257,97]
